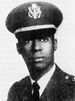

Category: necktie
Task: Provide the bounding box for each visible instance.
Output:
[33,82,40,101]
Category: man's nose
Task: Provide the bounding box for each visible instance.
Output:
[32,40,42,51]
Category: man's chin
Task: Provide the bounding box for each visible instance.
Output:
[30,65,46,81]
[32,62,45,69]
[31,64,48,72]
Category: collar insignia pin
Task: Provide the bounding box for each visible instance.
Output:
[28,3,41,19]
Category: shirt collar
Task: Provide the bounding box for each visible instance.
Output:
[30,64,56,96]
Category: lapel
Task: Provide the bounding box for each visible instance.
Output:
[40,65,59,101]
[18,76,33,101]
[40,64,67,101]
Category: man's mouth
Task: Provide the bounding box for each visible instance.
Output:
[31,57,45,63]
[33,57,44,62]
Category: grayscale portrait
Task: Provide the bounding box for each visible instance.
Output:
[4,0,75,101]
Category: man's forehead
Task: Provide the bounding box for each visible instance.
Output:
[16,28,55,40]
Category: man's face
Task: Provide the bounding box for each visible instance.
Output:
[17,29,57,79]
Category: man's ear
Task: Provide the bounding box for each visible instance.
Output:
[16,43,23,54]
[54,38,57,51]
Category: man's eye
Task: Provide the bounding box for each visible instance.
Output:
[25,40,32,44]
[40,37,49,42]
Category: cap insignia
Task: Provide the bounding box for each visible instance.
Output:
[28,3,41,19]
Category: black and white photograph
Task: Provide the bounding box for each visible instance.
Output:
[0,0,75,101]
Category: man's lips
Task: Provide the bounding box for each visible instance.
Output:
[33,57,44,62]
[29,57,44,62]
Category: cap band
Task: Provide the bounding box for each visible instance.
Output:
[14,24,56,34]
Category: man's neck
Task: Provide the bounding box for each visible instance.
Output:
[30,62,54,81]
[30,64,56,96]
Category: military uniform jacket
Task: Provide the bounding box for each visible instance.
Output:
[7,64,75,101]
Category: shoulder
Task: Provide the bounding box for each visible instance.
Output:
[8,76,31,92]
[51,64,75,100]
[55,64,75,99]
[55,64,75,85]
[7,76,31,101]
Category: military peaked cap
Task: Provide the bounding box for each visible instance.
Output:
[5,1,63,35]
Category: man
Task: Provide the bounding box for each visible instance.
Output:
[5,1,75,101]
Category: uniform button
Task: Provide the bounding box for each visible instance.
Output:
[65,75,69,80]
[72,76,75,82]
